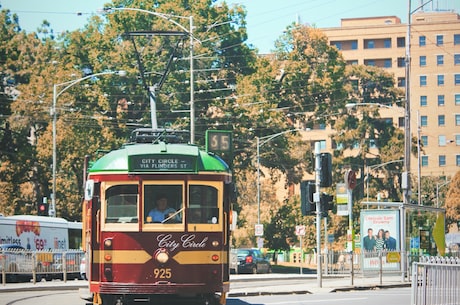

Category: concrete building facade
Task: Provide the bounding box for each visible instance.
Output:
[319,11,460,179]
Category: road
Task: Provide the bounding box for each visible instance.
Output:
[1,281,411,305]
[234,288,411,305]
[2,288,412,305]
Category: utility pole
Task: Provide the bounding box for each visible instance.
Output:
[314,142,322,287]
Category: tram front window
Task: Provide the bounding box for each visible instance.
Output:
[188,185,219,224]
[105,184,138,223]
[144,184,183,224]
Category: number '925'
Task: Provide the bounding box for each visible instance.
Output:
[154,268,172,278]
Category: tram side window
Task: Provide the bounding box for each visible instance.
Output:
[144,184,183,224]
[105,184,138,223]
[188,185,219,224]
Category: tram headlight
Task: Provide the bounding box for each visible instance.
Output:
[104,238,113,249]
[154,248,169,264]
[212,240,219,247]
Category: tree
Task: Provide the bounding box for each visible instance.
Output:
[0,9,53,216]
[2,0,257,220]
[445,170,460,231]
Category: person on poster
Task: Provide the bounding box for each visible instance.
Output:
[363,228,376,251]
[384,230,397,250]
[376,229,385,251]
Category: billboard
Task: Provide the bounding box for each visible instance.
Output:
[360,209,400,271]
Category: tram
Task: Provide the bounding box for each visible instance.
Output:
[81,129,233,305]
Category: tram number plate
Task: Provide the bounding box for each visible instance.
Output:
[154,268,172,279]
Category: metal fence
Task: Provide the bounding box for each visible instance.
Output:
[411,256,460,305]
[1,249,84,284]
[324,250,403,275]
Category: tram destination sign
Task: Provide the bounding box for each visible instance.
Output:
[129,154,196,172]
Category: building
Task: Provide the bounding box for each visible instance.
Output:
[320,10,460,179]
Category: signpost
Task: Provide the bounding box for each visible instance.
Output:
[295,225,306,274]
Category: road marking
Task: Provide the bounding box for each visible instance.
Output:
[245,297,368,304]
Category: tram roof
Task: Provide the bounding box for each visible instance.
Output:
[89,142,230,174]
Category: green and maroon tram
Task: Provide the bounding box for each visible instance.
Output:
[82,129,233,305]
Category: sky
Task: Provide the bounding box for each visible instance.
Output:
[1,0,459,53]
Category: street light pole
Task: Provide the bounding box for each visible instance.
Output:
[189,15,195,144]
[436,180,451,208]
[256,129,301,225]
[366,159,404,202]
[401,0,434,280]
[51,70,126,216]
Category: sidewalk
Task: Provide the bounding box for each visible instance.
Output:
[228,273,411,296]
[0,273,411,295]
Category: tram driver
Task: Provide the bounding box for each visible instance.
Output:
[146,194,180,223]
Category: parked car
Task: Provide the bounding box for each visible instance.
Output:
[235,248,271,274]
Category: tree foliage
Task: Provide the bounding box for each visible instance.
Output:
[332,65,406,233]
[445,171,460,230]
[1,1,458,253]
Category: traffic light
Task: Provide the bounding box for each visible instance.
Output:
[300,180,315,216]
[320,153,332,187]
[38,198,48,216]
[320,193,334,216]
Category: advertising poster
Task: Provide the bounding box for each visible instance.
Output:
[360,209,400,271]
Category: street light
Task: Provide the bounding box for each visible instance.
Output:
[436,180,451,208]
[51,70,126,216]
[256,129,301,225]
[366,159,404,202]
[101,7,197,144]
[345,102,397,110]
[346,101,407,282]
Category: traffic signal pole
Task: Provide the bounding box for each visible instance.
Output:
[314,142,322,288]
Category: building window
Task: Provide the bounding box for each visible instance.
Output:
[319,140,327,150]
[398,77,406,87]
[397,37,405,47]
[436,133,446,146]
[455,54,460,65]
[437,55,444,65]
[420,75,427,86]
[455,74,460,85]
[365,59,375,66]
[419,35,426,46]
[437,75,444,86]
[365,40,375,49]
[397,57,405,67]
[456,134,460,146]
[421,115,428,127]
[384,38,391,48]
[421,155,428,167]
[455,34,460,45]
[436,35,444,46]
[351,40,358,50]
[419,56,426,66]
[420,96,427,106]
[384,59,392,68]
[347,60,358,65]
[438,115,445,126]
[421,135,428,146]
[456,94,460,105]
[438,95,445,106]
[457,155,460,167]
[332,42,342,50]
[456,114,460,126]
[439,155,446,167]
